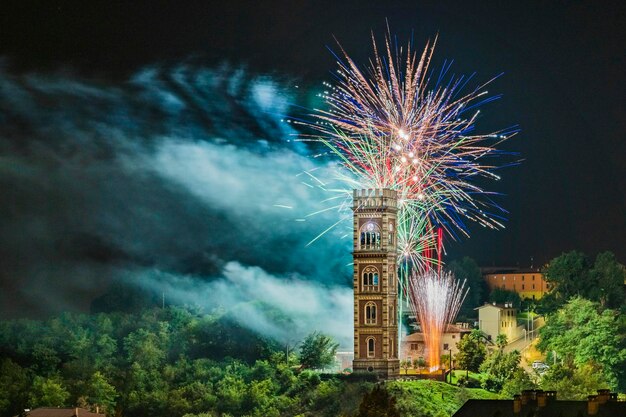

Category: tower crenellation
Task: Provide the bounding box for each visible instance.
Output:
[352,188,400,378]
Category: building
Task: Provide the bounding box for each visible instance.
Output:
[401,323,472,364]
[453,389,624,417]
[352,188,399,378]
[334,351,354,371]
[14,408,105,417]
[483,268,549,300]
[476,302,524,342]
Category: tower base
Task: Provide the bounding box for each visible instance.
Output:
[353,358,400,379]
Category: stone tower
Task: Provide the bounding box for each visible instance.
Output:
[352,188,400,378]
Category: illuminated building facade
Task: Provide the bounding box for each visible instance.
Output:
[483,269,549,300]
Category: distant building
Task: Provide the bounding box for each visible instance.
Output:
[401,323,472,364]
[475,302,524,342]
[453,389,624,417]
[482,268,549,300]
[335,351,354,371]
[14,408,105,417]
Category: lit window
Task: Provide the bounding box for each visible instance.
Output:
[359,223,381,250]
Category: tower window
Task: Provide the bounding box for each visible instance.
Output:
[365,302,377,325]
[362,266,380,292]
[359,223,381,250]
[367,337,375,358]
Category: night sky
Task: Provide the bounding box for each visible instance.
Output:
[0,1,624,322]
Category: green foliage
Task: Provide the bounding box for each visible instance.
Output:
[413,357,426,372]
[537,297,626,390]
[495,334,508,350]
[488,288,521,308]
[0,358,30,416]
[298,331,339,370]
[539,250,625,314]
[501,369,537,398]
[540,363,610,400]
[590,251,626,309]
[479,350,521,392]
[447,257,486,317]
[455,330,487,372]
[29,375,70,407]
[86,371,117,415]
[357,385,400,417]
[400,359,411,374]
[387,380,500,417]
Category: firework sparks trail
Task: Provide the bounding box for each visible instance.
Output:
[298,30,515,367]
[408,270,468,370]
[300,31,516,266]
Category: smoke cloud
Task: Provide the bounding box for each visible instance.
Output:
[0,62,353,345]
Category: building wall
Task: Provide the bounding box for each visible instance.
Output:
[401,326,471,364]
[484,272,549,300]
[477,304,520,342]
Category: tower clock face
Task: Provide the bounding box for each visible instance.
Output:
[366,223,375,231]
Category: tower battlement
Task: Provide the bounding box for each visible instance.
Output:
[353,188,398,210]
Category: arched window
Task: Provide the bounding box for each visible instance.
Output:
[362,266,380,291]
[388,222,395,247]
[365,302,377,325]
[366,337,375,358]
[359,222,381,250]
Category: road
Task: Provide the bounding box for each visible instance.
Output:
[504,316,546,372]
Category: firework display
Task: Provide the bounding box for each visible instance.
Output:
[407,270,468,371]
[306,31,513,370]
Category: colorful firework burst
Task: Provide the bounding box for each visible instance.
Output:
[300,31,515,369]
[303,32,516,266]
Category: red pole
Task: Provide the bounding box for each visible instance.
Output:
[437,227,443,275]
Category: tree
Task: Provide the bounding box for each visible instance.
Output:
[501,368,537,398]
[455,330,486,372]
[413,357,426,374]
[29,376,70,407]
[489,288,521,308]
[448,257,486,317]
[299,332,339,370]
[0,358,30,417]
[539,250,625,314]
[480,350,521,392]
[537,297,626,390]
[495,334,508,351]
[540,363,610,400]
[399,360,411,375]
[86,371,117,415]
[589,251,625,309]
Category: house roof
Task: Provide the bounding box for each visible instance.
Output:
[403,324,471,342]
[16,408,105,417]
[453,399,625,417]
[474,303,516,311]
